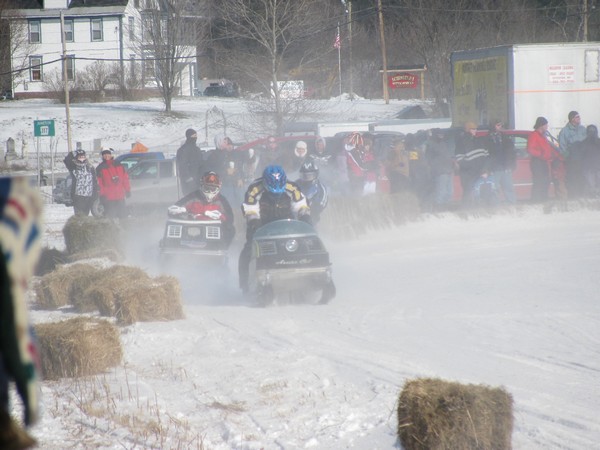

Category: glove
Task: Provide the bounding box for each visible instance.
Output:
[298,213,312,226]
[204,210,222,220]
[246,218,260,240]
[168,205,187,216]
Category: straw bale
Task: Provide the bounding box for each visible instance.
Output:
[35,317,122,380]
[115,275,184,325]
[397,378,513,450]
[35,247,66,276]
[62,215,121,256]
[34,263,99,309]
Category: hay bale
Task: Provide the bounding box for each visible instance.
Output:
[62,215,122,256]
[75,265,151,314]
[35,247,67,276]
[34,263,99,309]
[35,317,123,380]
[397,378,513,450]
[115,275,184,325]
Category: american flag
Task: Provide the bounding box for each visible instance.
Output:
[333,31,341,49]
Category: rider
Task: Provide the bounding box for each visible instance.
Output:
[238,164,311,293]
[167,171,235,247]
[295,161,328,224]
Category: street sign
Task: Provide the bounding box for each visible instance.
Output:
[34,119,55,137]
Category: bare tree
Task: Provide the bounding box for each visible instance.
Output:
[129,0,207,112]
[212,0,340,134]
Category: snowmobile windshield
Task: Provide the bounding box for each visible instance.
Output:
[254,219,316,239]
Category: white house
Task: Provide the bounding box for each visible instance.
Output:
[6,0,197,99]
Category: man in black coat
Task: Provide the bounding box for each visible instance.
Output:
[176,128,203,196]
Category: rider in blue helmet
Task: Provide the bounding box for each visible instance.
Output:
[238,164,311,292]
[262,164,287,194]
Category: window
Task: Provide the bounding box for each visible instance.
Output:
[29,20,41,43]
[91,18,103,41]
[143,57,155,80]
[65,56,75,81]
[128,17,135,41]
[64,20,74,42]
[30,56,42,81]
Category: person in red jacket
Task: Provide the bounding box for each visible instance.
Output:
[95,148,131,218]
[527,116,566,202]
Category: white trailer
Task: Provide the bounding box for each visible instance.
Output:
[451,42,600,134]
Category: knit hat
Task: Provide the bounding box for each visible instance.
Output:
[568,111,580,121]
[100,147,114,156]
[533,116,548,129]
[186,128,197,139]
[295,141,307,149]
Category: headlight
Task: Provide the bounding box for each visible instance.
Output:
[285,239,299,252]
[187,227,202,237]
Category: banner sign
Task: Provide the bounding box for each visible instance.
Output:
[388,73,418,89]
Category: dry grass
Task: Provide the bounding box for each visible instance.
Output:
[35,317,123,380]
[397,378,513,450]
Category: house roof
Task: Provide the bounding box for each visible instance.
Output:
[6,1,129,18]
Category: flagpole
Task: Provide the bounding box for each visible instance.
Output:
[336,23,342,97]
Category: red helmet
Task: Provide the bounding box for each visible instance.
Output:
[201,171,221,202]
[347,131,364,148]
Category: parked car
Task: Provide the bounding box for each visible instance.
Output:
[115,151,165,171]
[203,82,239,98]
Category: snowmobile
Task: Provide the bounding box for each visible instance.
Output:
[159,209,230,266]
[248,219,336,306]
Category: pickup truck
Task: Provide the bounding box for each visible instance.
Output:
[127,158,181,212]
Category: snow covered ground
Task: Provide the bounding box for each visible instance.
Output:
[3,98,600,449]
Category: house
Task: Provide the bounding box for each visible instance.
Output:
[4,0,198,99]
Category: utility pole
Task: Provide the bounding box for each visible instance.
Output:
[377,0,389,104]
[583,0,588,42]
[60,11,73,153]
[347,1,354,100]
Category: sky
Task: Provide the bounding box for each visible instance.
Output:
[3,97,600,449]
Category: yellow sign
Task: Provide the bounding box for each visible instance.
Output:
[452,56,508,128]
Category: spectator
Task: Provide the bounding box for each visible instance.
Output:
[455,121,489,206]
[385,138,411,194]
[0,176,42,450]
[205,133,244,206]
[345,132,378,195]
[257,136,282,173]
[485,119,517,204]
[63,149,98,216]
[176,128,203,196]
[96,148,131,219]
[426,128,456,210]
[580,125,600,197]
[526,116,565,202]
[558,111,587,197]
[277,140,308,177]
[405,132,431,204]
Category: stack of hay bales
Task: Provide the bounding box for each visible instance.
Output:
[321,192,420,240]
[35,317,122,380]
[35,264,184,324]
[62,215,123,262]
[397,378,513,450]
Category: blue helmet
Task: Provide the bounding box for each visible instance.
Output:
[262,165,287,194]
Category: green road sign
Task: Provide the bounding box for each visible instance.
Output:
[34,119,55,137]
